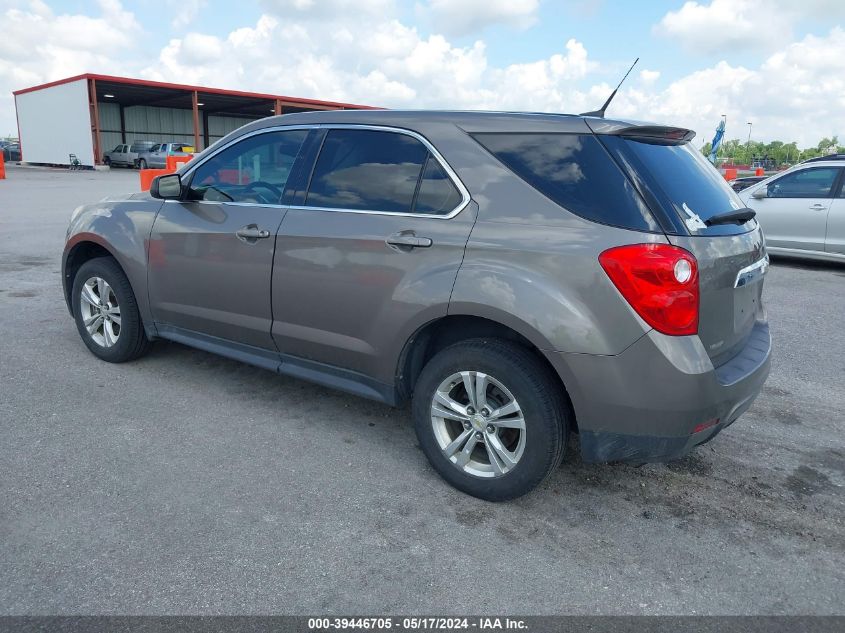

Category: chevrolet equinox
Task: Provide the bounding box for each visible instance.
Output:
[62,110,771,500]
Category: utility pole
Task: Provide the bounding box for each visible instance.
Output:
[746,122,753,166]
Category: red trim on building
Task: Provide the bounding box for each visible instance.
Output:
[12,73,380,110]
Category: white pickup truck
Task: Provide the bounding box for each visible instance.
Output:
[103,141,156,168]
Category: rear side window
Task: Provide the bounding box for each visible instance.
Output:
[768,167,840,198]
[307,129,428,213]
[472,133,660,232]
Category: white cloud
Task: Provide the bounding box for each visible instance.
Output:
[0,0,141,136]
[424,0,539,36]
[655,0,845,54]
[639,69,660,84]
[608,28,845,146]
[1,1,843,148]
[170,0,206,29]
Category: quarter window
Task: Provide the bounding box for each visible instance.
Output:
[768,167,840,198]
[187,130,307,204]
[473,133,660,232]
[413,156,463,215]
[306,129,429,213]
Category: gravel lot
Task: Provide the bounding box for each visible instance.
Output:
[0,165,843,615]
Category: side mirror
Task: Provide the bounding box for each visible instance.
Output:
[751,187,767,199]
[151,173,183,200]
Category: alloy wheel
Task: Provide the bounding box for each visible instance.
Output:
[79,276,121,347]
[430,371,526,478]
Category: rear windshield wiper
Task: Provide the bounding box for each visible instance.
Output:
[705,207,756,226]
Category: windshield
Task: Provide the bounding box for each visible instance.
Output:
[601,136,754,236]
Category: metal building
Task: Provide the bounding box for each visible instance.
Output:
[12,73,376,167]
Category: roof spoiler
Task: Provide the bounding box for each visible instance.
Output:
[611,125,696,144]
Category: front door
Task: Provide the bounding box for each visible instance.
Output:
[272,127,475,384]
[745,166,841,252]
[147,129,309,350]
[824,178,845,256]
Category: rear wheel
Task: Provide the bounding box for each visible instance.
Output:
[71,257,151,363]
[138,158,147,169]
[412,339,568,501]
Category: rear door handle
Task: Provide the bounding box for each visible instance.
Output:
[236,224,271,243]
[386,233,433,249]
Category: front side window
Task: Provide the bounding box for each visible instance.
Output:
[473,133,660,232]
[306,129,429,213]
[768,167,840,198]
[187,130,307,204]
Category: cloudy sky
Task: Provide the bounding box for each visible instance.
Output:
[1,0,843,146]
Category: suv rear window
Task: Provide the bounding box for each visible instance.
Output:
[601,135,753,236]
[472,133,660,232]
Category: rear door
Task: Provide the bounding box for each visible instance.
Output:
[147,129,308,351]
[271,127,475,383]
[741,166,840,252]
[602,134,767,365]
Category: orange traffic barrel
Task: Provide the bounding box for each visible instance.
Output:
[755,167,765,176]
[166,154,193,171]
[139,168,171,192]
[0,152,5,180]
[724,167,737,181]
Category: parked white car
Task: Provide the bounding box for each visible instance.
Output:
[739,158,845,262]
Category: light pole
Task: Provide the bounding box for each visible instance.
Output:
[746,122,753,166]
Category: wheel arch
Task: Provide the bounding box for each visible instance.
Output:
[395,312,578,432]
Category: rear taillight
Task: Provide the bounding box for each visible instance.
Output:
[599,243,699,336]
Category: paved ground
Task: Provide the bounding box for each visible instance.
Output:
[0,165,843,615]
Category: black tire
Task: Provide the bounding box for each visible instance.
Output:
[138,159,147,169]
[412,338,569,501]
[71,257,151,363]
[103,156,111,167]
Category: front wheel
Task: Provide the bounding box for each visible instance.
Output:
[71,257,151,363]
[412,339,569,501]
[138,159,147,169]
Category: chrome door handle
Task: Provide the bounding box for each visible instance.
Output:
[809,203,827,211]
[236,224,271,243]
[386,233,433,249]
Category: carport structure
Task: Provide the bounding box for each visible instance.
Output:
[13,73,377,167]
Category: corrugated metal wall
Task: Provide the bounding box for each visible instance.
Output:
[124,105,201,145]
[98,102,122,152]
[207,115,257,144]
[96,104,262,154]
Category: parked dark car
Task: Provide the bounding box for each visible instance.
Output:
[62,110,771,500]
[729,175,768,192]
[2,142,21,162]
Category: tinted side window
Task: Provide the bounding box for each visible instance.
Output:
[306,129,428,213]
[768,167,840,198]
[413,156,463,215]
[473,133,660,232]
[188,130,307,204]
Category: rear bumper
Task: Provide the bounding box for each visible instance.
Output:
[548,320,771,463]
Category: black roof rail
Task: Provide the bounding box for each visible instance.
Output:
[801,154,845,163]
